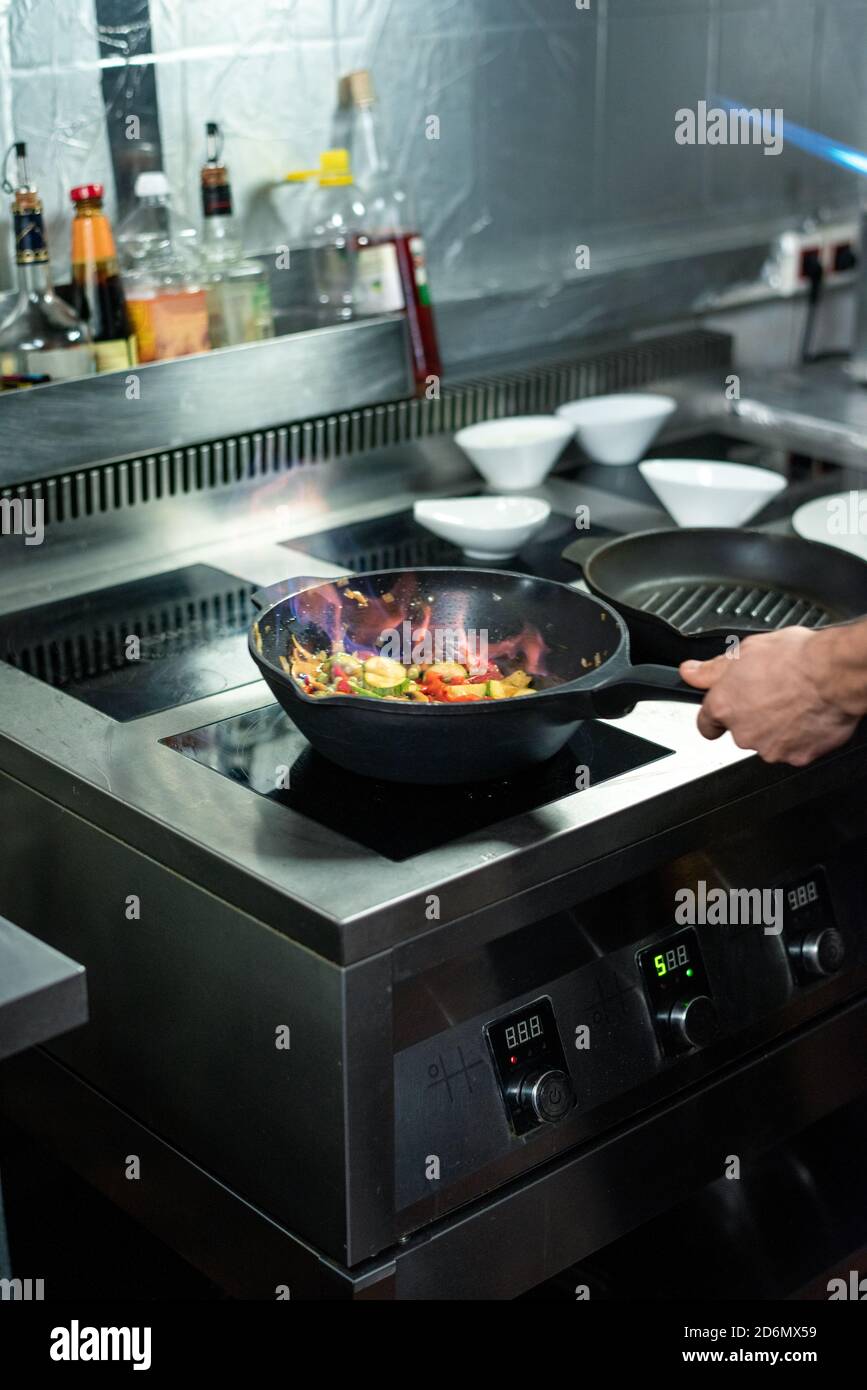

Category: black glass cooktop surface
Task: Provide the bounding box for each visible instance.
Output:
[0,564,259,721]
[163,703,674,862]
[283,505,615,584]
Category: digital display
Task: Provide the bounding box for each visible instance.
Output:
[652,940,691,978]
[487,1001,554,1072]
[787,879,819,912]
[484,996,570,1136]
[504,1013,544,1050]
[637,927,711,1015]
[780,868,832,926]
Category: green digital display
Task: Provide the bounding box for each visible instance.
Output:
[653,940,691,977]
[638,928,710,1015]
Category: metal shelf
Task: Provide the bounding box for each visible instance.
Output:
[0,314,412,483]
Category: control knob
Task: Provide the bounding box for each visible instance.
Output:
[788,927,846,981]
[665,995,719,1052]
[509,1068,575,1124]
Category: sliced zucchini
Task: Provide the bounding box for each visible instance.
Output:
[425,661,467,681]
[504,669,532,690]
[363,656,408,694]
[348,676,410,700]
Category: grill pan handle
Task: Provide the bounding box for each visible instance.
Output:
[587,663,705,717]
[561,535,609,572]
[251,574,337,611]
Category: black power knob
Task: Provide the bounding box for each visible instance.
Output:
[789,927,846,980]
[666,995,719,1052]
[516,1068,575,1124]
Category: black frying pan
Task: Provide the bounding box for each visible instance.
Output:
[563,528,867,664]
[248,569,701,785]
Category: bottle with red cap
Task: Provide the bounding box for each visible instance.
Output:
[70,182,137,371]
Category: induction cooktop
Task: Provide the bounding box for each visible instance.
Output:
[0,565,259,721]
[282,505,615,584]
[162,703,674,861]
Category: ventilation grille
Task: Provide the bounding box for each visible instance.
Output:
[340,535,459,572]
[1,328,729,528]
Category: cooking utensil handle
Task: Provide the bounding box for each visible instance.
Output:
[251,575,335,611]
[561,535,609,571]
[589,663,705,716]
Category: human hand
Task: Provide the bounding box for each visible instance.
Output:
[679,627,860,767]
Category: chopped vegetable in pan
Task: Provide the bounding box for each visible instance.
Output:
[286,638,536,702]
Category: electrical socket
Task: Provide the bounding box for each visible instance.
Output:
[764,222,860,295]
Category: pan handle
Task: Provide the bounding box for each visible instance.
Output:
[251,574,338,611]
[561,534,610,572]
[588,663,705,717]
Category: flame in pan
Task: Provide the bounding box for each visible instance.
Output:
[286,574,554,677]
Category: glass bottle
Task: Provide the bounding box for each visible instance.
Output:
[118,171,210,363]
[306,149,367,323]
[200,122,274,347]
[0,142,93,382]
[341,68,443,389]
[69,182,137,372]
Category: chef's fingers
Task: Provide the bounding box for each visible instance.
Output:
[679,656,728,690]
[696,700,729,740]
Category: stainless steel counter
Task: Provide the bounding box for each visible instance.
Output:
[0,918,87,1061]
[661,357,867,472]
[0,443,860,969]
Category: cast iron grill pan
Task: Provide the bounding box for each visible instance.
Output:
[563,528,867,663]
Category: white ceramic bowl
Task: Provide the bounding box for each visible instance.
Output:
[793,490,867,560]
[453,416,574,491]
[413,496,551,560]
[556,393,677,466]
[638,458,787,528]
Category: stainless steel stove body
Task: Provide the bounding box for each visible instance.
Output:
[1,400,867,1299]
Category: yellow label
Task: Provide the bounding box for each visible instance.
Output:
[94,337,138,372]
[127,297,157,363]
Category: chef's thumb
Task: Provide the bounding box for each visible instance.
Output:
[679,656,726,689]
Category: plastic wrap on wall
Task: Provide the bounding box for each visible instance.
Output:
[1,0,866,368]
[0,0,115,287]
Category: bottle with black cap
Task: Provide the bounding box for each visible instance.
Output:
[200,122,274,346]
[0,141,93,382]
